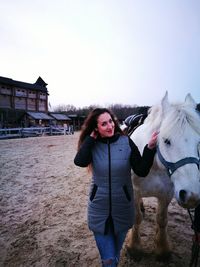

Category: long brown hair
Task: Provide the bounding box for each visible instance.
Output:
[77,108,123,150]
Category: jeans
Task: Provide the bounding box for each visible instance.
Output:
[93,227,127,267]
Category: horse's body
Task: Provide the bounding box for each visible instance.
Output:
[127,93,200,259]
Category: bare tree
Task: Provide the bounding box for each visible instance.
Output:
[53,104,77,113]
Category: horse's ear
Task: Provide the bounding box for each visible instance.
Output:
[185,93,196,108]
[161,91,170,115]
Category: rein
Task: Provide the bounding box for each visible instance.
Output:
[156,146,200,177]
[187,209,200,267]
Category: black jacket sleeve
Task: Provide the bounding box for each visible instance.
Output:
[74,136,96,167]
[129,138,156,177]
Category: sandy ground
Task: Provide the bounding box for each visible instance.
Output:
[0,133,196,267]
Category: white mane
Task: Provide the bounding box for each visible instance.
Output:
[144,101,200,139]
[144,104,163,130]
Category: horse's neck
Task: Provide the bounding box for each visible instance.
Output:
[131,124,153,153]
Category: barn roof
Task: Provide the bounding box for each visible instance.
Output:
[50,113,71,121]
[27,112,53,120]
[0,76,48,93]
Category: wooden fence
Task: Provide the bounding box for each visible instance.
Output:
[0,126,74,140]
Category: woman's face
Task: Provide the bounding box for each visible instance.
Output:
[96,112,115,138]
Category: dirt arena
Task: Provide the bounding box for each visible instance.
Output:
[0,133,195,267]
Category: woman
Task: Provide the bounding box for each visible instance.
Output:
[74,108,158,267]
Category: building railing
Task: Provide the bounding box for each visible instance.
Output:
[0,126,74,139]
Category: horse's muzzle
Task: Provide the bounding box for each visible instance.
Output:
[178,190,200,209]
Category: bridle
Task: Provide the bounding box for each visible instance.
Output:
[157,146,200,177]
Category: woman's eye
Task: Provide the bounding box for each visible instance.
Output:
[164,139,171,145]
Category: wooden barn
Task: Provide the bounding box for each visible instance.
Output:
[67,114,86,131]
[49,113,71,127]
[24,111,53,127]
[0,76,49,127]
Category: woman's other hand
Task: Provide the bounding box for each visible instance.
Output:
[90,130,98,139]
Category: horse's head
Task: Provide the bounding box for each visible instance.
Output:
[155,92,200,208]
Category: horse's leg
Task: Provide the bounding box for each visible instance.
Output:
[154,197,171,261]
[126,192,143,259]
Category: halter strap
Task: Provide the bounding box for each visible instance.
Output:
[157,146,200,177]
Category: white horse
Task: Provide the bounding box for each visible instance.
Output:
[126,92,200,260]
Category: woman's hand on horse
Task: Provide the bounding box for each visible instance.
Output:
[148,131,159,149]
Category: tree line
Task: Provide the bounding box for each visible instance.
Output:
[53,104,150,121]
[53,102,200,122]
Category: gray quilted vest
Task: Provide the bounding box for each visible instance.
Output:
[88,135,135,234]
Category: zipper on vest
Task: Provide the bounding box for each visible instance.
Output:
[108,139,112,216]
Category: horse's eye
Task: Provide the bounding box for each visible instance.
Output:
[164,139,171,145]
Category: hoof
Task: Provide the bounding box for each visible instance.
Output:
[126,246,143,262]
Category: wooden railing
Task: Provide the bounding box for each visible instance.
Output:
[0,126,74,139]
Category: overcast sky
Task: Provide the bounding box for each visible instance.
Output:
[1,0,200,109]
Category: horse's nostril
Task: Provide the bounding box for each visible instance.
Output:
[179,190,187,202]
